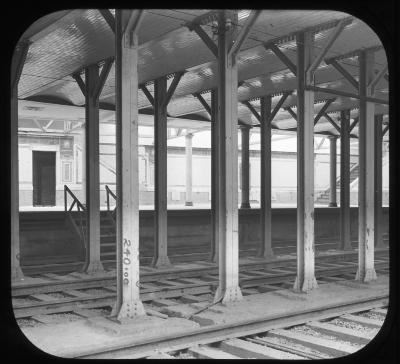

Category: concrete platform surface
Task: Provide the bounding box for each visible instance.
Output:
[18,275,388,358]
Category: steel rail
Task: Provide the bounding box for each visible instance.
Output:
[73,295,388,359]
[13,249,388,296]
[12,259,388,319]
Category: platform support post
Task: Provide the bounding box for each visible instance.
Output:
[83,64,104,274]
[293,31,318,292]
[185,132,194,206]
[328,136,338,207]
[374,114,384,248]
[210,89,220,263]
[259,95,274,258]
[114,9,146,320]
[11,40,29,282]
[152,75,172,269]
[240,125,251,209]
[356,50,377,282]
[214,11,243,304]
[340,110,352,250]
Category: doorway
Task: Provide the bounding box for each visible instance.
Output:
[32,151,56,206]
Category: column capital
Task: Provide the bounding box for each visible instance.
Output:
[185,132,194,139]
[327,135,339,140]
[239,124,252,130]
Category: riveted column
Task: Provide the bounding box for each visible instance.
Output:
[152,76,172,268]
[83,64,104,274]
[356,50,377,282]
[185,132,194,206]
[328,136,338,207]
[11,40,29,281]
[214,11,243,303]
[114,9,146,320]
[210,89,219,262]
[259,95,274,258]
[340,110,352,250]
[374,114,383,248]
[293,31,318,292]
[240,125,251,209]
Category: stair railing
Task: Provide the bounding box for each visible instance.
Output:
[64,185,87,254]
[105,184,117,223]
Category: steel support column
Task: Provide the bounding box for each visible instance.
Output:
[11,40,29,281]
[340,110,352,250]
[328,136,338,207]
[259,95,274,258]
[240,125,251,209]
[83,64,104,274]
[210,89,219,262]
[152,76,172,268]
[114,9,146,320]
[185,132,194,206]
[214,11,243,303]
[356,50,377,282]
[293,32,318,292]
[374,114,383,248]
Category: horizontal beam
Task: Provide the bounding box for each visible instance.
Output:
[305,85,389,105]
[265,43,297,76]
[325,45,383,64]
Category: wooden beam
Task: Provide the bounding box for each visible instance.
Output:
[94,58,114,100]
[164,71,185,106]
[139,84,155,107]
[229,10,261,59]
[265,43,297,76]
[188,23,218,58]
[349,117,359,132]
[72,72,86,95]
[328,136,338,207]
[340,110,352,250]
[285,106,298,121]
[369,64,388,95]
[242,100,261,122]
[326,59,359,90]
[307,19,349,77]
[99,9,115,33]
[324,113,341,133]
[152,76,172,268]
[193,93,212,117]
[374,114,384,248]
[82,64,104,274]
[259,95,274,258]
[240,125,251,209]
[293,31,318,292]
[269,92,291,122]
[114,9,146,320]
[314,99,336,126]
[125,9,144,35]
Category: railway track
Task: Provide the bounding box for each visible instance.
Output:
[13,255,389,320]
[142,305,388,360]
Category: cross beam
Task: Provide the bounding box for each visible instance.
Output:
[323,113,341,133]
[314,98,336,126]
[99,9,115,33]
[326,59,359,90]
[265,43,297,76]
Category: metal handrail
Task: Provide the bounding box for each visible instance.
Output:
[105,185,117,223]
[64,185,87,256]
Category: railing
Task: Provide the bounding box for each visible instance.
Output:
[105,184,117,223]
[64,185,87,253]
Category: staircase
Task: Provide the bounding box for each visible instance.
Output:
[316,163,359,205]
[64,185,117,267]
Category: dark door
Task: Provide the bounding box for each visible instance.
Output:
[32,151,56,206]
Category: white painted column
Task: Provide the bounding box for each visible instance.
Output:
[293,31,318,292]
[114,9,146,320]
[374,114,383,248]
[214,11,243,303]
[328,136,338,207]
[185,132,193,206]
[356,50,377,282]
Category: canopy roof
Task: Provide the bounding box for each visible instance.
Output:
[17,9,389,137]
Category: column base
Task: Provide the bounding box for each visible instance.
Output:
[185,201,193,206]
[258,247,274,260]
[116,300,146,322]
[210,252,218,263]
[340,242,354,251]
[240,203,251,209]
[214,285,243,304]
[355,268,377,282]
[11,266,25,282]
[151,256,173,269]
[83,260,105,275]
[293,275,318,293]
[328,202,338,207]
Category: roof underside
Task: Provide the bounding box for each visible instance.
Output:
[17,9,389,137]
